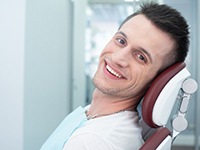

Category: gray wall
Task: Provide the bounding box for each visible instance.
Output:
[0,0,25,149]
[0,0,72,149]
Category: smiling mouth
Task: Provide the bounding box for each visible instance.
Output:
[106,65,123,79]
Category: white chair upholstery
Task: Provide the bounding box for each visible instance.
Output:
[139,63,198,150]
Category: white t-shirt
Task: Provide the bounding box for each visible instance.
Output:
[63,110,144,150]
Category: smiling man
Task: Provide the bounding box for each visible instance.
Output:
[93,14,175,102]
[41,2,189,150]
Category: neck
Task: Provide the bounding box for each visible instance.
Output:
[87,88,141,117]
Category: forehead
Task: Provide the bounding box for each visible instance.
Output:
[119,15,175,64]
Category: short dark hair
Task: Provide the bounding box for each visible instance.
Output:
[119,2,189,67]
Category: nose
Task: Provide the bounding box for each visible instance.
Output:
[111,48,130,67]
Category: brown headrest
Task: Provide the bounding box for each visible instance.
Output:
[142,63,186,128]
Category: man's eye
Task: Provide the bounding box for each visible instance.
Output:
[136,54,147,63]
[116,38,126,45]
[138,55,145,60]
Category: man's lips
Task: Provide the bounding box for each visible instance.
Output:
[106,65,123,79]
[103,58,126,79]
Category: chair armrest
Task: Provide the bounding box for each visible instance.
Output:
[139,128,171,150]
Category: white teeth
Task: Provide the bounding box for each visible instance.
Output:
[106,65,122,78]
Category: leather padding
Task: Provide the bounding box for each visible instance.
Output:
[142,63,186,128]
[139,127,171,150]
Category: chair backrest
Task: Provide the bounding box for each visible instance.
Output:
[139,63,198,150]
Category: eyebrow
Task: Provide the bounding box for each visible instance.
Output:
[116,31,127,38]
[116,31,153,63]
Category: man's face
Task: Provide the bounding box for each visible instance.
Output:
[93,14,175,100]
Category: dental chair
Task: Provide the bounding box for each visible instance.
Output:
[139,63,198,150]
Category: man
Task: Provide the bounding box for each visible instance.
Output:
[41,2,189,150]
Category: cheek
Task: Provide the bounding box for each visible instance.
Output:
[130,66,154,88]
[128,67,143,88]
[140,68,159,88]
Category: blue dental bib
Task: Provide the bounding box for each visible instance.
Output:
[40,106,87,150]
